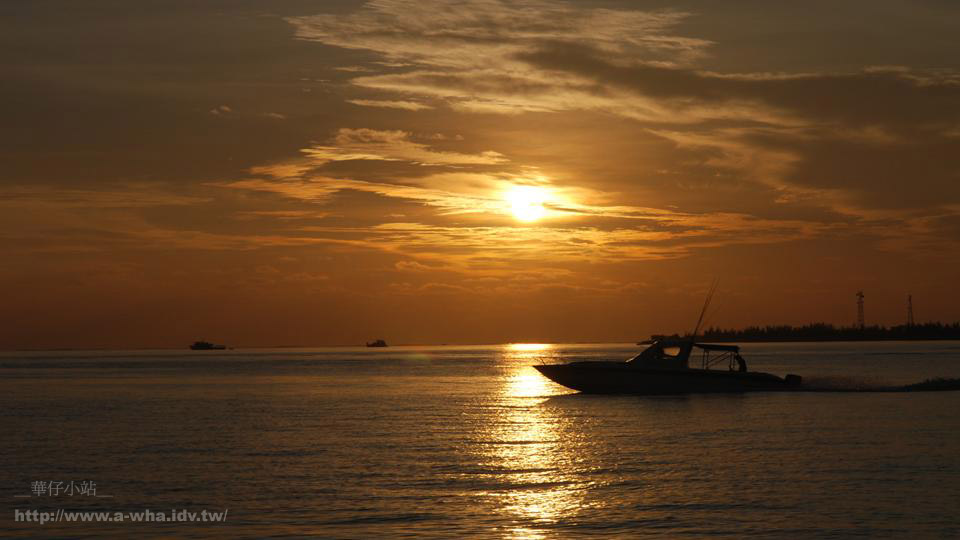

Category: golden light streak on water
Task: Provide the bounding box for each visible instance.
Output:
[507,343,553,352]
[481,344,585,538]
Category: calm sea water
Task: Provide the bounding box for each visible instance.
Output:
[3,342,960,538]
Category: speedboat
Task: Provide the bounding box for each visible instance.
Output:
[189,341,226,350]
[534,339,802,394]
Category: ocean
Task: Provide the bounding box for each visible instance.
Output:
[3,341,960,538]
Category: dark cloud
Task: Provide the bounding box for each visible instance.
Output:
[514,41,960,210]
[0,2,363,187]
[757,135,960,210]
[516,41,960,129]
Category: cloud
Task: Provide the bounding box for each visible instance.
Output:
[334,66,373,73]
[236,210,328,221]
[225,170,668,222]
[289,1,705,67]
[517,42,960,131]
[395,260,440,272]
[303,128,507,166]
[286,1,960,216]
[0,185,209,209]
[218,172,837,267]
[0,189,327,254]
[220,175,509,215]
[287,0,708,117]
[291,1,960,130]
[286,217,831,269]
[507,42,960,211]
[248,162,315,180]
[347,99,433,111]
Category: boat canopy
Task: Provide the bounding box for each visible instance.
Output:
[694,343,740,352]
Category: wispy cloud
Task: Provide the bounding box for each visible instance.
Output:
[303,128,507,166]
[209,105,233,116]
[0,185,209,209]
[286,217,831,269]
[289,1,706,68]
[288,0,960,217]
[288,0,708,117]
[218,171,836,268]
[347,99,433,111]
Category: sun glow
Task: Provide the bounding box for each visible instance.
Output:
[507,343,552,352]
[505,185,549,222]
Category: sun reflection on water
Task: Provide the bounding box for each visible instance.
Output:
[503,343,561,367]
[507,343,553,352]
[475,344,586,538]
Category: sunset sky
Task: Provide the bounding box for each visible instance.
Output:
[4,1,960,348]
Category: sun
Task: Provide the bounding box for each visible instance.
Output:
[505,185,548,222]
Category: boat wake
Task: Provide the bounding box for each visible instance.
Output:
[898,377,960,391]
[798,376,960,392]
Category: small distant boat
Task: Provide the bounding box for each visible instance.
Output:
[535,339,802,394]
[366,339,388,347]
[189,341,226,350]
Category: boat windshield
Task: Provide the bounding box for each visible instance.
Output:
[628,340,692,368]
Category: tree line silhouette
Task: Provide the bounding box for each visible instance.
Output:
[652,321,960,342]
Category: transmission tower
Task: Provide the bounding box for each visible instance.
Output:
[856,291,865,329]
[907,294,914,327]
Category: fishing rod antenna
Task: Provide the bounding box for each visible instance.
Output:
[691,278,719,340]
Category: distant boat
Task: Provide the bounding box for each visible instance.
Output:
[535,338,802,394]
[189,341,226,350]
[366,339,388,347]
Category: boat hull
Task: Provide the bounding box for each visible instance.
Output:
[534,362,798,394]
[189,344,226,350]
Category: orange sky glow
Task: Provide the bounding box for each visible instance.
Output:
[3,1,960,348]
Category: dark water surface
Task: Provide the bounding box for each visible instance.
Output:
[3,342,960,538]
